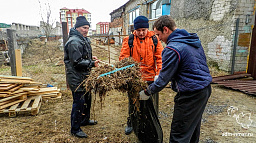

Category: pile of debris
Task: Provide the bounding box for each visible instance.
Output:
[0,75,61,117]
[84,58,147,110]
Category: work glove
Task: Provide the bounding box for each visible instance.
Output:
[154,75,159,81]
[139,89,150,100]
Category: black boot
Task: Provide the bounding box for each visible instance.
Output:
[81,120,98,126]
[71,130,88,138]
[125,117,133,135]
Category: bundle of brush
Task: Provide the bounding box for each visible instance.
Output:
[84,58,147,109]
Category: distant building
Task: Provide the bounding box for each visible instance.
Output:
[59,7,92,35]
[92,29,96,35]
[96,22,110,35]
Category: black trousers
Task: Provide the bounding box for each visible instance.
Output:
[169,84,211,143]
[71,91,91,133]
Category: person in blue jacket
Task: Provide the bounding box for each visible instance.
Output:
[139,15,212,143]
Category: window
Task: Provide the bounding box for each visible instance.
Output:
[129,12,133,25]
[150,0,162,19]
[129,8,140,24]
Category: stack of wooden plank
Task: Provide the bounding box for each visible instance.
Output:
[0,75,62,117]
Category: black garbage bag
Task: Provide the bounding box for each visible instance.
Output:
[130,97,163,143]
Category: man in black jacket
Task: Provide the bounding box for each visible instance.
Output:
[64,16,100,138]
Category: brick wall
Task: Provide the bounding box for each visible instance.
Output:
[170,0,255,72]
[109,18,123,28]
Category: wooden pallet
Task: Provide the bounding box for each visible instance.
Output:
[41,92,62,99]
[0,95,42,117]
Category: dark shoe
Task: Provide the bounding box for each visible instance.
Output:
[88,120,98,125]
[125,117,133,135]
[125,126,133,135]
[71,131,88,138]
[81,120,98,126]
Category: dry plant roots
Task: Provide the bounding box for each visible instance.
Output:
[84,58,147,110]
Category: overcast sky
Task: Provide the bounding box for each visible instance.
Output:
[0,0,128,30]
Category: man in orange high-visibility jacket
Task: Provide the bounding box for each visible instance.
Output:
[119,15,163,135]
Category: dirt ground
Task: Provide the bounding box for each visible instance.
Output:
[0,40,256,143]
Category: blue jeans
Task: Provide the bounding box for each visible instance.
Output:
[71,91,91,133]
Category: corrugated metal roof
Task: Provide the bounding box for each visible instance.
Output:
[212,74,256,96]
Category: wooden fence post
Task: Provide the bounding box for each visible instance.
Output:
[62,22,69,89]
[108,35,110,64]
[15,49,22,76]
[62,22,68,47]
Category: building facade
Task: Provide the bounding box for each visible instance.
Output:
[59,7,92,35]
[96,22,110,35]
[110,0,171,35]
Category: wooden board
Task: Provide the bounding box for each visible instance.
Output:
[0,91,11,95]
[8,84,23,92]
[0,93,27,103]
[0,93,11,98]
[0,75,32,80]
[0,79,32,84]
[0,93,27,109]
[41,92,62,99]
[0,83,18,91]
[15,49,22,76]
[28,87,59,95]
[0,95,42,117]
[19,87,39,92]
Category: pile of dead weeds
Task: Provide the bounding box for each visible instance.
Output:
[84,58,147,110]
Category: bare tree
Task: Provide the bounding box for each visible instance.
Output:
[38,0,59,63]
[38,0,55,39]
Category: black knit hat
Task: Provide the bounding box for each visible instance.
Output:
[134,16,149,30]
[75,16,90,28]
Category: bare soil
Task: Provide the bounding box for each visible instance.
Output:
[0,40,255,143]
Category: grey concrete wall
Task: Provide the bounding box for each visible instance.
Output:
[170,0,255,72]
[11,22,62,38]
[0,30,7,40]
[1,22,63,54]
